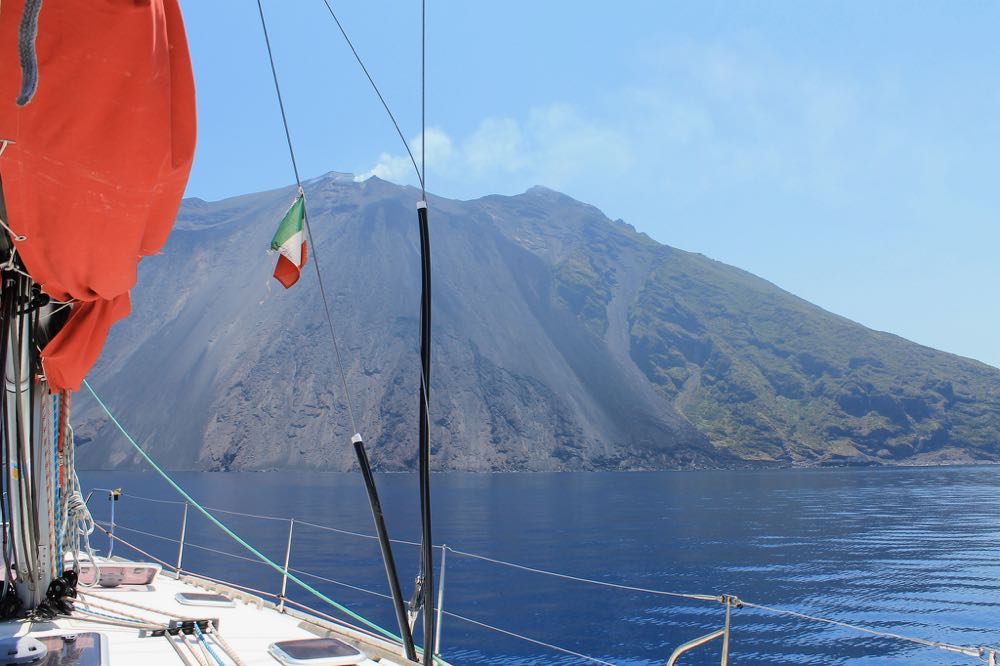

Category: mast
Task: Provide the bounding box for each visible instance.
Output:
[1,261,60,611]
[417,199,435,663]
[416,1,436,658]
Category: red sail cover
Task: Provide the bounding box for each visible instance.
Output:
[0,0,196,391]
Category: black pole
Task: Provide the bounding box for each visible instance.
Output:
[352,434,417,661]
[416,200,435,663]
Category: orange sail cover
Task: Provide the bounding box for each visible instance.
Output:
[0,0,196,391]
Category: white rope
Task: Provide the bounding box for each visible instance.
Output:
[207,630,247,666]
[165,634,196,666]
[61,425,100,586]
[181,633,210,666]
[194,623,227,666]
[76,597,165,626]
[72,607,163,630]
[80,589,196,621]
[192,628,220,666]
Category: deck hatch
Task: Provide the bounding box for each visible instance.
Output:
[36,633,108,666]
[175,592,235,607]
[268,637,366,665]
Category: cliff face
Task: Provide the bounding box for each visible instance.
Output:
[74,174,1000,470]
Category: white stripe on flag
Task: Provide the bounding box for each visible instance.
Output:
[277,230,304,265]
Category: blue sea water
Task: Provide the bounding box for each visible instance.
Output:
[79,467,1000,665]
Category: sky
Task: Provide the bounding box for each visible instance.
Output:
[179,1,1000,368]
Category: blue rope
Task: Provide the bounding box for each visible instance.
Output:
[194,623,226,666]
[81,379,405,645]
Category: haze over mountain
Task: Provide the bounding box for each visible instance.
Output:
[75,173,1000,471]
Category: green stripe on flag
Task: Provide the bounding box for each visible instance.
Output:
[270,194,305,250]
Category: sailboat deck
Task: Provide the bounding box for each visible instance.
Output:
[0,564,420,666]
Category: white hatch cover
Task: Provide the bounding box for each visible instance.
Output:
[174,592,236,607]
[268,637,367,665]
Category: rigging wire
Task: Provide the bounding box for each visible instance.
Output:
[422,0,426,199]
[254,0,359,437]
[416,1,437,657]
[318,0,423,190]
[313,2,438,655]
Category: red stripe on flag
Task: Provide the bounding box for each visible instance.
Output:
[273,241,307,289]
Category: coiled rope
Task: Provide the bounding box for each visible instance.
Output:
[60,423,100,586]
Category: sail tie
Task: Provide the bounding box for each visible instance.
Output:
[16,0,43,106]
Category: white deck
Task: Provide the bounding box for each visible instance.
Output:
[0,562,431,665]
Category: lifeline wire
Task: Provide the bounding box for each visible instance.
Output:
[100,523,447,666]
[288,566,618,666]
[255,0,359,437]
[442,609,617,666]
[444,546,719,603]
[90,489,423,545]
[81,378,406,647]
[95,499,999,665]
[740,601,994,660]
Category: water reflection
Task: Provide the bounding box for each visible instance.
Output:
[81,467,1000,665]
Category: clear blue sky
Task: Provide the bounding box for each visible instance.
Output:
[180,1,1000,368]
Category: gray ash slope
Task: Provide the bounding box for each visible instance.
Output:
[74,173,1000,471]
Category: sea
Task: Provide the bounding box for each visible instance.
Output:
[78,466,1000,665]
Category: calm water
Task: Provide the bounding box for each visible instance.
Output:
[79,467,1000,665]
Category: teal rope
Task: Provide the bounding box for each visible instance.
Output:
[81,379,406,646]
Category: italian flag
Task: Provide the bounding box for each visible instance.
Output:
[270,193,307,288]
